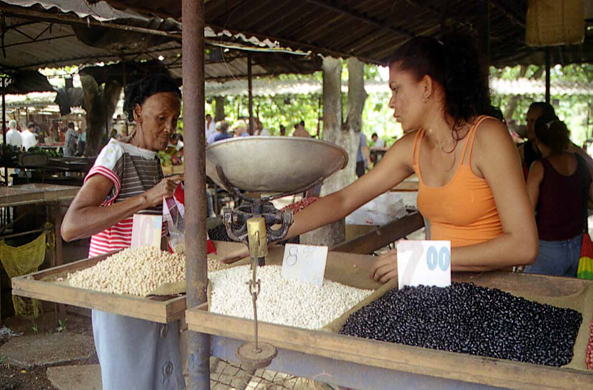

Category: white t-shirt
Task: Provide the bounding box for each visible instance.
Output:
[205,120,216,138]
[257,128,271,137]
[6,129,22,149]
[374,138,385,148]
[21,130,38,151]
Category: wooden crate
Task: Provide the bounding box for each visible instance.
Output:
[10,240,250,323]
[11,251,186,324]
[187,252,593,390]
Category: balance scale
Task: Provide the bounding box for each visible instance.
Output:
[206,136,348,369]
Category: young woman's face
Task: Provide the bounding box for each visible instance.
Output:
[135,92,181,151]
[526,106,543,141]
[388,63,426,133]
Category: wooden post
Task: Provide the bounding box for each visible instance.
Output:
[248,52,254,135]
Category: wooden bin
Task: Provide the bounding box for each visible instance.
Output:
[187,252,593,389]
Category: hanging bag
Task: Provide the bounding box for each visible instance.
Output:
[576,154,593,279]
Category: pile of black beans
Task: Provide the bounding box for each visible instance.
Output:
[339,283,582,367]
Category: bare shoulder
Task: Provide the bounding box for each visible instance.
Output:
[474,118,517,157]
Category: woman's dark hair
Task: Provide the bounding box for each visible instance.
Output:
[389,33,491,139]
[123,73,181,122]
[529,102,556,118]
[534,112,570,154]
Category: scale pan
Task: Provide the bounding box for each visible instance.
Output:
[206,137,348,194]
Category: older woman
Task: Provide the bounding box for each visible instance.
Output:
[61,74,185,390]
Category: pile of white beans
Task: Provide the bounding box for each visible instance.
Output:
[68,246,227,296]
[209,265,372,329]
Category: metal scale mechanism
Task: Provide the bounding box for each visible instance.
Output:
[206,136,348,370]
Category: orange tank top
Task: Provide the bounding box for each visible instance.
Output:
[413,116,503,248]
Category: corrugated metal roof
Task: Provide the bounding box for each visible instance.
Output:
[0,0,321,80]
[205,78,593,97]
[90,0,593,67]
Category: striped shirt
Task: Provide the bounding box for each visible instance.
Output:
[87,139,165,257]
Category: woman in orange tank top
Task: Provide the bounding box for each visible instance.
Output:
[223,34,538,282]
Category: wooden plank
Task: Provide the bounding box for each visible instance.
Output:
[331,212,424,254]
[189,310,592,390]
[11,253,186,324]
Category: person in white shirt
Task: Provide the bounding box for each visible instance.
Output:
[21,122,38,151]
[254,118,270,136]
[371,133,386,149]
[208,121,221,144]
[205,114,216,139]
[6,120,22,150]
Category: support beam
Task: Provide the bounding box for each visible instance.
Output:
[2,77,7,186]
[305,0,414,38]
[248,52,254,135]
[545,47,551,104]
[182,0,210,389]
[490,0,526,28]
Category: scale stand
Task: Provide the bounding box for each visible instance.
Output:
[224,193,293,370]
[207,137,349,371]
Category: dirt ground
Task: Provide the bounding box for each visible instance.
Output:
[0,311,95,390]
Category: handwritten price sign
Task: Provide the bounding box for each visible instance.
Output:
[397,240,451,289]
[281,244,328,287]
[131,214,163,248]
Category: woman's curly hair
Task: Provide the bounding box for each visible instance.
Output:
[123,73,181,122]
[389,33,491,140]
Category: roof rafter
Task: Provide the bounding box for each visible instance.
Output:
[305,0,415,39]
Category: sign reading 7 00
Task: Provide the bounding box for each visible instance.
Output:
[397,240,451,289]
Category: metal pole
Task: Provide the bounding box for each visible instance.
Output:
[182,0,210,389]
[248,52,254,136]
[545,47,551,104]
[2,77,7,185]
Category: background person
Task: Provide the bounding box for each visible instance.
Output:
[525,114,592,277]
[6,120,22,150]
[21,122,38,151]
[61,74,185,390]
[64,122,78,157]
[214,120,232,142]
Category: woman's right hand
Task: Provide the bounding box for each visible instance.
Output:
[144,175,183,207]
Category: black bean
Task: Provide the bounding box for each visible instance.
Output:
[339,283,582,367]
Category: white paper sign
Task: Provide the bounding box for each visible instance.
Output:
[397,240,451,289]
[281,244,328,287]
[131,214,163,248]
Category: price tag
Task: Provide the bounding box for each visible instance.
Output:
[281,244,328,287]
[397,240,451,289]
[131,214,163,248]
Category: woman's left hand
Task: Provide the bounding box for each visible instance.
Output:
[369,249,398,283]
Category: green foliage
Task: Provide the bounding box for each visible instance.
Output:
[57,318,67,332]
[491,64,593,146]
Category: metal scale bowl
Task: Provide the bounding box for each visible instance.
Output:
[206,136,348,370]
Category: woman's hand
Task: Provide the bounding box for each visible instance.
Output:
[143,175,183,207]
[369,249,398,283]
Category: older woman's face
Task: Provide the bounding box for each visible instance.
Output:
[135,92,181,151]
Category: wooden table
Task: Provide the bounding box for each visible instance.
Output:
[0,184,79,325]
[187,251,593,390]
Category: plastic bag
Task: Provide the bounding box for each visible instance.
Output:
[163,182,216,255]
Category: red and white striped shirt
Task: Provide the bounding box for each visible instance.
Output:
[87,139,165,257]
